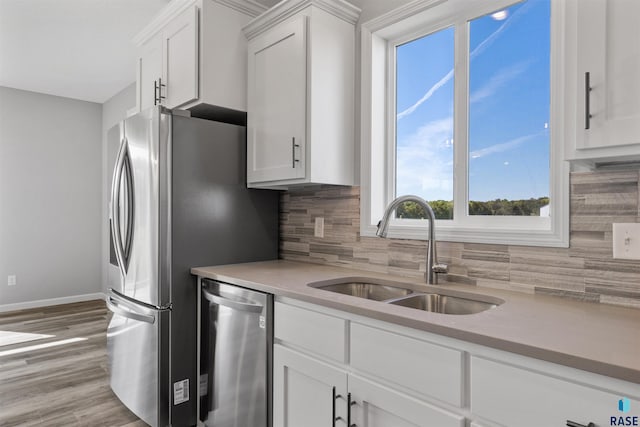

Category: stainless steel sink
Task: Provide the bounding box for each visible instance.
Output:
[309,277,413,301]
[308,277,503,315]
[387,293,500,315]
[316,282,413,301]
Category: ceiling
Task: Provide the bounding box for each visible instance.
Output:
[0,0,279,104]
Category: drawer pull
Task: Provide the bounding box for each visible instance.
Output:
[567,420,595,427]
[348,392,356,427]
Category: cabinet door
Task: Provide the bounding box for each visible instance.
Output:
[137,34,162,112]
[273,345,347,427]
[576,0,640,150]
[349,375,465,427]
[162,5,199,109]
[247,17,307,184]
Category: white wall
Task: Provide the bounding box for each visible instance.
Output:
[0,86,103,308]
[101,83,136,294]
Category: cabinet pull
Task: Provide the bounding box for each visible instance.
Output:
[154,78,166,106]
[332,386,342,427]
[154,80,158,106]
[292,137,300,168]
[347,392,356,427]
[567,421,595,427]
[585,72,592,130]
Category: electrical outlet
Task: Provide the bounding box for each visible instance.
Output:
[314,217,324,238]
[7,275,16,286]
[613,223,640,260]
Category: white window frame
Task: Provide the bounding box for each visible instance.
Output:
[360,0,569,247]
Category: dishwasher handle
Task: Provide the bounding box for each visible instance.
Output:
[202,289,264,313]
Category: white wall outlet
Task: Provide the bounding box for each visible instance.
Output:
[612,223,640,260]
[7,275,16,286]
[314,217,324,238]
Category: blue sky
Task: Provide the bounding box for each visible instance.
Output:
[395,0,550,203]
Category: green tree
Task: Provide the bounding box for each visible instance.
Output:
[396,200,452,220]
[396,197,549,218]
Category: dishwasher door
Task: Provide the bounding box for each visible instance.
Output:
[200,279,272,427]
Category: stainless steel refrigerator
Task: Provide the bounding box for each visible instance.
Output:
[106,106,278,427]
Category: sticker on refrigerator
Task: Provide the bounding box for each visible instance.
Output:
[199,374,208,396]
[173,379,189,405]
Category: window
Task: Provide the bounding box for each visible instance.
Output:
[361,0,568,247]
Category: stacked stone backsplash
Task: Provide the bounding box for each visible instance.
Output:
[279,169,640,309]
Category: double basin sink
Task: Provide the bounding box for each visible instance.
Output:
[308,277,503,315]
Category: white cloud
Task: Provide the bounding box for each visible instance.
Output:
[469,133,538,159]
[469,60,531,104]
[396,117,454,199]
[397,69,454,120]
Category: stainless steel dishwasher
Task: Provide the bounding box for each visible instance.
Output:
[199,279,273,427]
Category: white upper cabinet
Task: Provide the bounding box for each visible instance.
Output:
[137,33,163,112]
[244,0,360,188]
[134,0,266,112]
[566,0,640,163]
[247,17,307,183]
[162,6,199,109]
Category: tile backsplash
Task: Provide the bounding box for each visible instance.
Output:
[279,169,640,308]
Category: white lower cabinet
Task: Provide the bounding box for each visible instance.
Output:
[273,299,640,427]
[273,345,347,427]
[350,322,463,408]
[471,356,640,427]
[273,345,463,427]
[349,375,464,427]
[273,301,464,427]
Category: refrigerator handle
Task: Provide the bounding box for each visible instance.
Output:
[121,150,135,266]
[106,296,156,324]
[202,289,264,313]
[110,138,129,276]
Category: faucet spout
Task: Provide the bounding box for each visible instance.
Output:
[376,195,448,284]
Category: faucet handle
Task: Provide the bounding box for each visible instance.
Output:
[432,263,448,274]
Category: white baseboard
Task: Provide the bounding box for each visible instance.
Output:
[0,293,106,313]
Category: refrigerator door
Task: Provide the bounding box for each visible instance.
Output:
[111,106,171,308]
[107,290,170,427]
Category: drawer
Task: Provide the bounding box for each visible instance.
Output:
[274,302,347,363]
[350,322,464,407]
[349,374,465,427]
[471,356,639,427]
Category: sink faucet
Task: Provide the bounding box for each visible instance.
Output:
[376,195,448,284]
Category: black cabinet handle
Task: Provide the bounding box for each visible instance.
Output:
[154,78,166,106]
[347,392,356,427]
[585,71,593,130]
[567,420,595,427]
[291,137,300,168]
[154,80,158,106]
[332,387,342,427]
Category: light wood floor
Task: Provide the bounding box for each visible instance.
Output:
[0,300,146,427]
